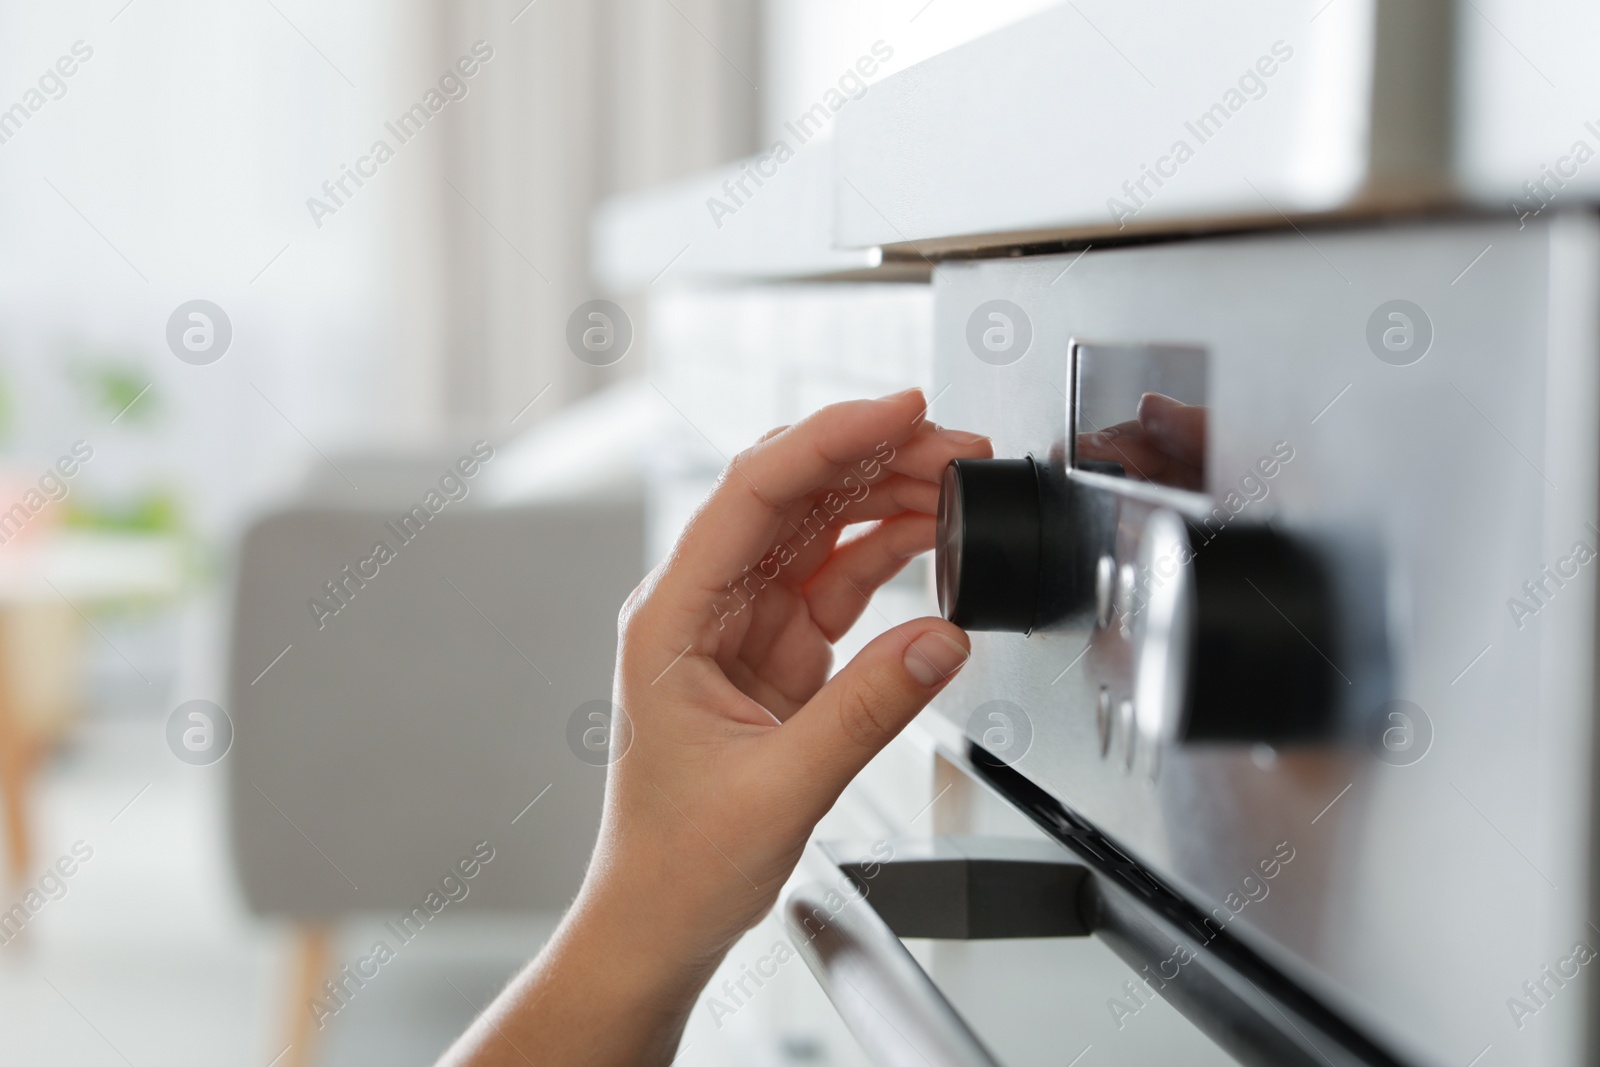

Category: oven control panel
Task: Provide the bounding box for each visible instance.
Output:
[933,340,1371,776]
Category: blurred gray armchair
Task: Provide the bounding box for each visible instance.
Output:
[225,387,655,1067]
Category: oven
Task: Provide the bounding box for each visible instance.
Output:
[786,213,1600,1067]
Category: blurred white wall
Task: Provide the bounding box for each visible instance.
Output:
[0,1,397,544]
[0,0,1069,551]
[759,0,1061,147]
[0,0,768,550]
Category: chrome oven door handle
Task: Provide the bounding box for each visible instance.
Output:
[784,881,1003,1067]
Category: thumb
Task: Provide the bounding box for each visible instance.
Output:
[774,619,971,803]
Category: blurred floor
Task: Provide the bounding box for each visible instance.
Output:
[0,710,281,1065]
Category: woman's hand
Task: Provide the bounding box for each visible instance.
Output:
[438,389,992,1066]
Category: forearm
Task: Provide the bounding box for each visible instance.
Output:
[437,876,720,1066]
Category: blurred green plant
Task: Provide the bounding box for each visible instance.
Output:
[68,358,159,427]
[62,489,183,535]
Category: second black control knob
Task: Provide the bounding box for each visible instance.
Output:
[936,458,1042,632]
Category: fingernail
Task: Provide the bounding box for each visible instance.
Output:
[904,632,969,688]
[878,387,923,402]
[936,426,989,445]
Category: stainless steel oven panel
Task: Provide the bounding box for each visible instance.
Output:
[932,214,1600,1067]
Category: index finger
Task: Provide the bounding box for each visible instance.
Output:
[664,389,932,601]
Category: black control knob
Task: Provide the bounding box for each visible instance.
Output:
[1185,525,1343,742]
[936,458,1042,632]
[1130,514,1344,746]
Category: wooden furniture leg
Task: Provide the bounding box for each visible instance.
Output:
[282,924,332,1067]
[0,618,33,888]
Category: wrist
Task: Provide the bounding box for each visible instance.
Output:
[577,851,743,972]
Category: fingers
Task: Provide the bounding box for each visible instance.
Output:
[803,514,936,640]
[756,424,792,444]
[770,619,970,805]
[755,445,982,606]
[664,390,931,601]
[1137,393,1207,468]
[770,475,938,556]
[758,474,941,591]
[884,424,994,481]
[768,427,991,560]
